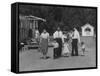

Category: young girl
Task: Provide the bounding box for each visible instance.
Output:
[62,39,70,57]
[81,42,85,56]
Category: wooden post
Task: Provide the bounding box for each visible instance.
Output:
[32,20,36,38]
[36,20,38,29]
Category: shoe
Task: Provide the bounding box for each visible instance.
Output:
[75,54,79,56]
[54,56,59,59]
[71,54,74,56]
[45,56,50,59]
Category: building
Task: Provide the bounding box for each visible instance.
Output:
[81,23,94,36]
[19,15,46,42]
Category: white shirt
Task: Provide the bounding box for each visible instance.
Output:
[35,30,39,38]
[72,29,80,43]
[53,31,64,43]
[62,34,67,39]
[53,31,63,39]
[40,32,49,39]
[82,44,85,49]
[52,42,59,48]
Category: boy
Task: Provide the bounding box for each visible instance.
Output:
[52,39,59,59]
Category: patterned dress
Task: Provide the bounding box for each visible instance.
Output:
[40,32,49,55]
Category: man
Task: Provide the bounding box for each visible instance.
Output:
[71,28,80,56]
[53,27,64,59]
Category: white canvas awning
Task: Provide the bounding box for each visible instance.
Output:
[19,15,46,22]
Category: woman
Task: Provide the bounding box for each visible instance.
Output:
[40,29,49,59]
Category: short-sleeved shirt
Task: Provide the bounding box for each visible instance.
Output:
[41,32,49,39]
[53,31,64,43]
[53,31,63,39]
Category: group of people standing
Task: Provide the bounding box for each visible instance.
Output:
[38,27,85,59]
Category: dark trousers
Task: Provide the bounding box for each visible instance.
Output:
[55,38,62,57]
[54,48,59,58]
[72,39,78,56]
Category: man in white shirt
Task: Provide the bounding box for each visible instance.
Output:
[53,27,63,58]
[71,28,80,56]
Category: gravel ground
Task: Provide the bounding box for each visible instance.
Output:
[19,36,96,71]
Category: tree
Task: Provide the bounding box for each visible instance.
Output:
[19,5,97,34]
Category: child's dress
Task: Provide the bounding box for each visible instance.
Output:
[81,44,85,56]
[62,43,70,55]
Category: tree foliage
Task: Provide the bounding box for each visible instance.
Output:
[19,5,97,34]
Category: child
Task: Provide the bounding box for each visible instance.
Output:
[52,39,59,59]
[62,39,70,57]
[81,42,85,56]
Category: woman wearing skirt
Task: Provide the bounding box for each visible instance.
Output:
[40,29,49,59]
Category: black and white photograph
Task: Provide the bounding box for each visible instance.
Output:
[11,2,97,73]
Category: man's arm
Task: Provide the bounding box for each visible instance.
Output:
[39,34,42,43]
[60,31,64,43]
[47,33,50,42]
[77,32,81,43]
[53,32,56,39]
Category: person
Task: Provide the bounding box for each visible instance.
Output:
[67,31,73,52]
[71,28,80,56]
[52,39,59,59]
[62,39,70,57]
[35,29,40,44]
[28,28,33,39]
[39,29,49,59]
[53,27,64,58]
[81,42,85,56]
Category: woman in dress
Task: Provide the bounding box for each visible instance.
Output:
[40,29,49,59]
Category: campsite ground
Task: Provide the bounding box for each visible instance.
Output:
[19,36,96,71]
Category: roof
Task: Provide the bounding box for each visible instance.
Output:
[81,23,94,29]
[19,15,46,22]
